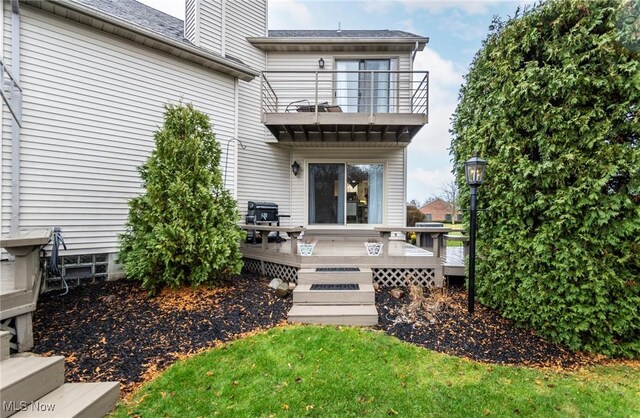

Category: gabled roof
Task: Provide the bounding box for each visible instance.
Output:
[249,29,428,53]
[23,0,258,81]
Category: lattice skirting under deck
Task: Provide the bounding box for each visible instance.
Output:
[242,259,299,282]
[242,258,441,287]
[372,268,441,288]
[0,318,17,352]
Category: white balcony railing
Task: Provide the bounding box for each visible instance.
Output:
[261,70,428,118]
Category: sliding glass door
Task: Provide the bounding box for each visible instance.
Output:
[358,60,390,113]
[335,59,393,113]
[309,163,383,225]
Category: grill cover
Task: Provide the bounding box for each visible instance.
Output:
[247,201,279,223]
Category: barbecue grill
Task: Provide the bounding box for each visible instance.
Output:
[246,201,279,225]
[246,201,288,243]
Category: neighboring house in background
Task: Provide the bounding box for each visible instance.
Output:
[0,0,429,277]
[419,198,460,222]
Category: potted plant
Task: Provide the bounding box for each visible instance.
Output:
[364,239,383,256]
[297,238,317,256]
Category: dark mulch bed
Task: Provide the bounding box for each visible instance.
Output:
[376,286,596,368]
[32,273,291,394]
[33,275,597,396]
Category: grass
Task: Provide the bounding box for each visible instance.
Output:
[112,326,639,417]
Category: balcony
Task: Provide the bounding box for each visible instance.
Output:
[261,70,428,144]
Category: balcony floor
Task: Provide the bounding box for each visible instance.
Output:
[263,112,427,143]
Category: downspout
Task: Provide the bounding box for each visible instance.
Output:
[10,0,21,236]
[232,77,239,199]
[410,41,419,65]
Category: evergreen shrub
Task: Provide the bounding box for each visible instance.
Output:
[451,0,639,357]
[119,103,244,293]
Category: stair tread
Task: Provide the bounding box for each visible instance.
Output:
[289,304,377,316]
[298,268,372,274]
[11,382,120,418]
[295,283,374,292]
[0,357,65,388]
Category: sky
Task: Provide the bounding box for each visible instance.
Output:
[139,0,533,204]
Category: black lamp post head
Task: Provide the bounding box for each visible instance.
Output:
[291,161,300,176]
[464,152,487,186]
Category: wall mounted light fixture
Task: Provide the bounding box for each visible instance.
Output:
[291,161,300,176]
[318,57,325,69]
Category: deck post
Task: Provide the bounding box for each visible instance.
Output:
[430,233,441,258]
[14,313,33,351]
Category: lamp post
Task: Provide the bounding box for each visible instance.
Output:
[464,152,487,314]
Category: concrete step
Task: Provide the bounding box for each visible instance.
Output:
[0,356,65,418]
[297,268,373,285]
[0,331,11,361]
[11,382,120,418]
[292,284,375,304]
[288,304,378,326]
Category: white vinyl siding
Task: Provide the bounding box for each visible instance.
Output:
[198,0,223,54]
[224,0,267,68]
[290,147,406,228]
[184,0,198,44]
[0,6,237,255]
[223,1,290,217]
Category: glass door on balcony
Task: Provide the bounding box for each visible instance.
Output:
[308,163,383,225]
[335,59,391,113]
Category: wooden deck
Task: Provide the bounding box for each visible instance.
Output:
[239,225,467,286]
[1,229,52,352]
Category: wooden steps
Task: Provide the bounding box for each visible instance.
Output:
[12,383,120,418]
[0,357,65,418]
[288,268,378,326]
[288,304,378,326]
[296,268,373,285]
[0,336,119,418]
[293,284,375,304]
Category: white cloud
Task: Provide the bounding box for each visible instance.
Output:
[361,1,395,14]
[399,18,417,34]
[404,47,464,201]
[400,0,497,15]
[407,166,455,202]
[410,47,464,159]
[268,0,314,29]
[399,0,535,15]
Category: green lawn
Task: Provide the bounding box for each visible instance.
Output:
[113,326,639,417]
[443,222,464,247]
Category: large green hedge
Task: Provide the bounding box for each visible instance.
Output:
[119,103,244,293]
[451,0,639,357]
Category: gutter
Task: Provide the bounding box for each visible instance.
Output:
[248,36,429,51]
[23,0,259,81]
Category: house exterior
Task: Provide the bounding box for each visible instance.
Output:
[419,198,460,222]
[0,0,428,278]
